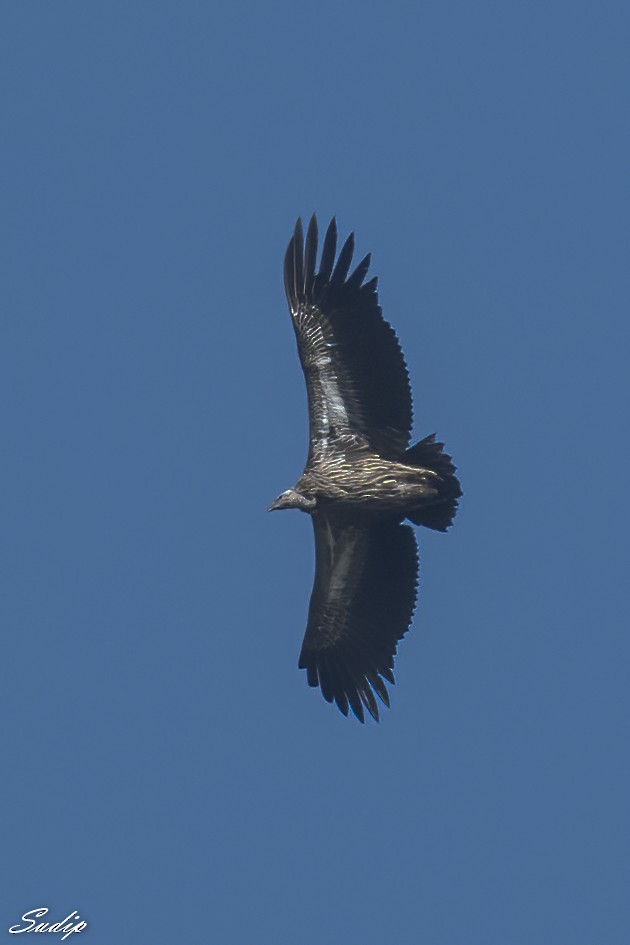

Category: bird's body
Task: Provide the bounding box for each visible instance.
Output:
[295,448,440,513]
[270,217,461,722]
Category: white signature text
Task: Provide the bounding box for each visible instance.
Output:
[9,908,87,941]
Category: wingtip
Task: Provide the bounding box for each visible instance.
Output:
[381,667,396,686]
[331,230,355,284]
[304,215,318,296]
[364,701,380,723]
[288,216,380,300]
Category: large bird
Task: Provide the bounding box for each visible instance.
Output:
[270,216,461,722]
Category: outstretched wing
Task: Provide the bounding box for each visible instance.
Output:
[299,512,419,722]
[284,216,413,460]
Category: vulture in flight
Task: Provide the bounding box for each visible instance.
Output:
[269,216,461,722]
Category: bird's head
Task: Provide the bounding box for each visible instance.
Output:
[268,489,317,512]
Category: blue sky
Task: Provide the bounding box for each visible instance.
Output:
[2,2,629,943]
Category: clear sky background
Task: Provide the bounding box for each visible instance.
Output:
[2,2,629,943]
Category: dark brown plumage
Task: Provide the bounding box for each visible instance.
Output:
[270,216,461,722]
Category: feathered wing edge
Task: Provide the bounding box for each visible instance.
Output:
[284,216,373,311]
[283,215,414,458]
[298,517,419,723]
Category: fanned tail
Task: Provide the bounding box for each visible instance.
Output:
[404,434,462,532]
